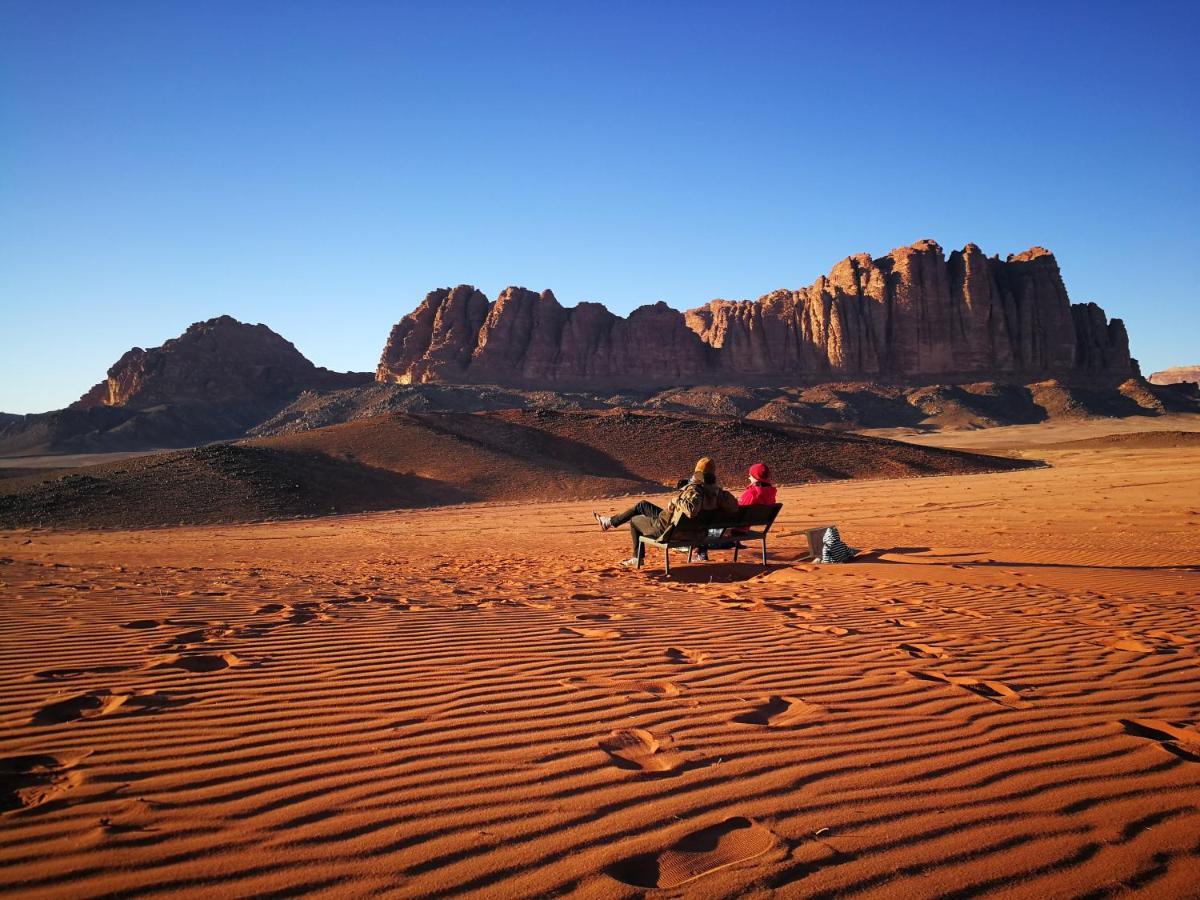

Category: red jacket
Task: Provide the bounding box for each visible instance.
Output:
[738,483,777,506]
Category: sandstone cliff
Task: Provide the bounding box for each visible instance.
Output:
[73,315,367,410]
[0,317,371,455]
[1148,365,1200,386]
[377,241,1137,388]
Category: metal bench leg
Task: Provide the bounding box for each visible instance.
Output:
[761,538,768,567]
[733,542,739,562]
[687,547,693,562]
[664,546,671,576]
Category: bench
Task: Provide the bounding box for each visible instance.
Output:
[637,503,783,575]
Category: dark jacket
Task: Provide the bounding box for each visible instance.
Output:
[658,477,738,529]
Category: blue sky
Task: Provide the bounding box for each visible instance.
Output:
[2,0,1197,413]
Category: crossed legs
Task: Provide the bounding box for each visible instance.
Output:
[606,501,664,561]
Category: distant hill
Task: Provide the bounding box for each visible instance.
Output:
[1149,365,1200,386]
[250,377,1197,440]
[0,316,370,455]
[0,409,1038,529]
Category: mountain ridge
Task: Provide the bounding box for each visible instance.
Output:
[377,240,1135,388]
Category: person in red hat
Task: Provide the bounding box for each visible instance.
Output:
[739,462,777,507]
[706,462,777,553]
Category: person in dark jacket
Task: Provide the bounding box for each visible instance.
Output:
[594,456,739,567]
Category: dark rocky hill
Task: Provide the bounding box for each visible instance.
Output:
[0,317,370,454]
[0,409,1039,529]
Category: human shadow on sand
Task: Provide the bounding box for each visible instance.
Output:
[850,548,1197,573]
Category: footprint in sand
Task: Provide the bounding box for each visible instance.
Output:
[254,603,285,615]
[1120,719,1200,762]
[154,651,248,673]
[281,605,330,625]
[609,817,776,888]
[764,597,824,609]
[898,642,951,660]
[33,664,135,681]
[1094,635,1175,654]
[598,728,688,775]
[666,647,709,666]
[119,619,160,630]
[1146,630,1190,646]
[733,695,822,726]
[576,612,625,621]
[30,690,189,725]
[903,670,1028,708]
[947,607,989,619]
[231,622,278,638]
[625,680,681,700]
[561,675,680,700]
[154,626,231,650]
[715,598,760,611]
[32,690,130,725]
[769,605,816,621]
[886,617,921,628]
[561,626,622,640]
[789,623,854,636]
[0,753,86,812]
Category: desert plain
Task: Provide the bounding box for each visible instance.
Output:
[2,419,1199,898]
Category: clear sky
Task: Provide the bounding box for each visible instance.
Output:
[2,0,1197,413]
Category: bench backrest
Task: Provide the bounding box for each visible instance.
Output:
[737,503,781,530]
[659,503,783,542]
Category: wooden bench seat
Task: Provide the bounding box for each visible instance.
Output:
[637,503,783,575]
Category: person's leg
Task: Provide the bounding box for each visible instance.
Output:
[628,514,659,559]
[609,500,662,529]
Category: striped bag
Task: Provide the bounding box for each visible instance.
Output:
[820,526,856,563]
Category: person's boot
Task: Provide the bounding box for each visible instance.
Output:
[593,512,613,531]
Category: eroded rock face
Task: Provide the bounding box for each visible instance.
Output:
[73,315,367,410]
[376,241,1136,388]
[1148,365,1200,386]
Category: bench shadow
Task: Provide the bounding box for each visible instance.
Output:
[643,562,791,583]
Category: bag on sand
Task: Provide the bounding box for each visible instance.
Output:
[820,526,856,564]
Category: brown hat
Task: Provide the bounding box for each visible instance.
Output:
[694,456,715,477]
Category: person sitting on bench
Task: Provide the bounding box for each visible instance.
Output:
[694,461,778,559]
[739,462,777,507]
[593,456,738,567]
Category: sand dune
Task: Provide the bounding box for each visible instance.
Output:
[0,410,1035,529]
[1,427,1198,896]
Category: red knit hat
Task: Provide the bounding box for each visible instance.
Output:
[749,463,772,484]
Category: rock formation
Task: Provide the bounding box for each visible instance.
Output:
[377,241,1137,388]
[73,315,367,410]
[0,317,370,455]
[1148,365,1200,386]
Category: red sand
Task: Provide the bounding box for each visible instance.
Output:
[1,424,1198,897]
